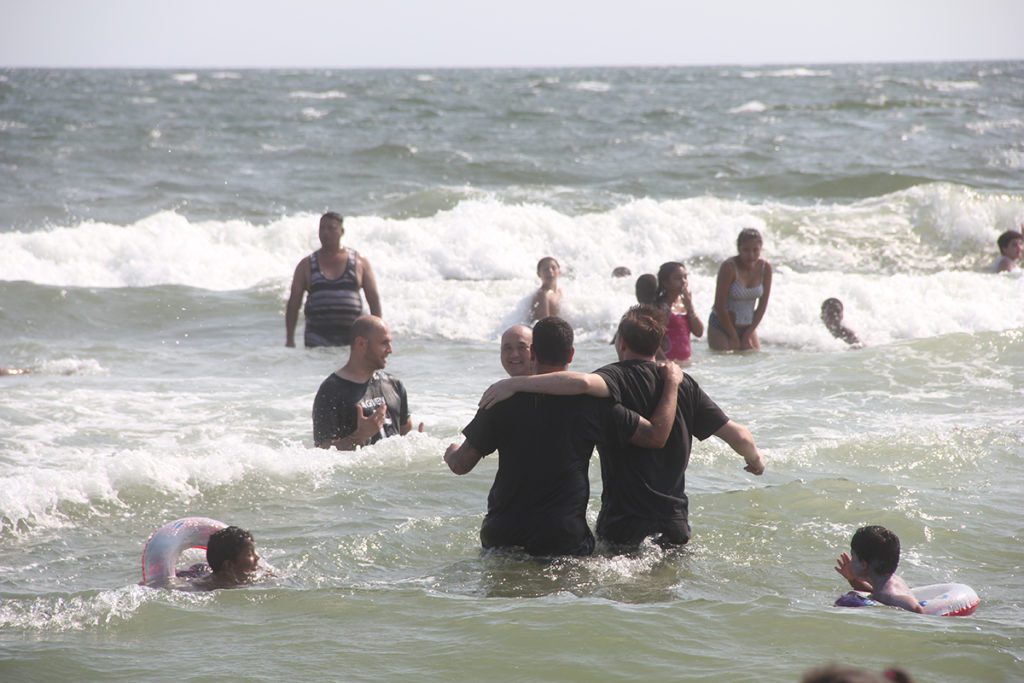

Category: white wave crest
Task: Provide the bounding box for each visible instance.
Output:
[571,81,611,93]
[289,90,347,100]
[740,68,832,79]
[729,100,768,114]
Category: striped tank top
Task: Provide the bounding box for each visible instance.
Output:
[303,249,363,347]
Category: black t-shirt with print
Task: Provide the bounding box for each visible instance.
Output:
[312,371,409,447]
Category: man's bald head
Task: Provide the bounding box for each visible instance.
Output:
[349,315,392,371]
[500,324,532,377]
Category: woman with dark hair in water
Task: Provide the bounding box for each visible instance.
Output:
[708,228,773,351]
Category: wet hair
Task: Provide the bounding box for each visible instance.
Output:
[616,304,667,357]
[634,274,658,305]
[655,261,686,301]
[997,230,1022,253]
[320,211,344,228]
[536,256,560,275]
[611,266,632,278]
[207,526,254,572]
[736,227,763,250]
[821,298,844,319]
[532,316,574,366]
[850,525,901,577]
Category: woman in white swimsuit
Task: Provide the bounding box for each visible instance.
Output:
[708,228,773,351]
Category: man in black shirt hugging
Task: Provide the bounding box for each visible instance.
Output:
[444,316,681,557]
[478,305,766,551]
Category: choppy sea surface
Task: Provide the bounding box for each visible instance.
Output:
[1,63,1023,682]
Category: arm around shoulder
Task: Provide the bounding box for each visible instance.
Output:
[628,362,682,448]
[479,372,610,409]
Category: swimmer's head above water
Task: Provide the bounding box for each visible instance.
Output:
[206,526,260,586]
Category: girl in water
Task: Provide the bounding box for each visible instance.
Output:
[531,256,562,321]
[656,262,704,362]
[708,228,773,351]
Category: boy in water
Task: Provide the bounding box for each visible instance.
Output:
[530,256,562,321]
[992,229,1022,273]
[190,526,261,590]
[835,525,922,613]
[820,298,861,346]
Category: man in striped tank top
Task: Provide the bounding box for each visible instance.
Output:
[286,212,382,348]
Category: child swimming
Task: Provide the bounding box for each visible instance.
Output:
[835,525,922,613]
[187,526,262,591]
[820,298,861,346]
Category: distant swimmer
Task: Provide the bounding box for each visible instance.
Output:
[991,229,1022,273]
[312,315,419,450]
[821,298,861,346]
[834,525,922,614]
[656,261,704,362]
[530,256,562,322]
[708,228,773,352]
[286,212,382,348]
[500,324,533,377]
[0,367,31,376]
[611,266,632,278]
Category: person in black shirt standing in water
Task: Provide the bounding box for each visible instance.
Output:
[479,305,766,552]
[444,316,682,557]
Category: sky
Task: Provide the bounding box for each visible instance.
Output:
[2,0,1022,69]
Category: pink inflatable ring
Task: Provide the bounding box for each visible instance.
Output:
[141,516,227,584]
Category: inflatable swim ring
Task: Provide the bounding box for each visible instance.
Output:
[141,516,227,584]
[835,582,979,617]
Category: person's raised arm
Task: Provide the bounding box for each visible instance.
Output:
[444,441,484,475]
[285,259,311,347]
[628,362,682,448]
[682,281,705,338]
[479,372,610,409]
[834,552,873,592]
[712,419,765,474]
[360,256,382,318]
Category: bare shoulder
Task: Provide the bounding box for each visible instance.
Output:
[291,256,312,285]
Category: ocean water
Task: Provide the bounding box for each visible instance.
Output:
[1,63,1023,682]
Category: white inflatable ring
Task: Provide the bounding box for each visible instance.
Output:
[141,516,227,584]
[835,582,979,617]
[914,583,980,617]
